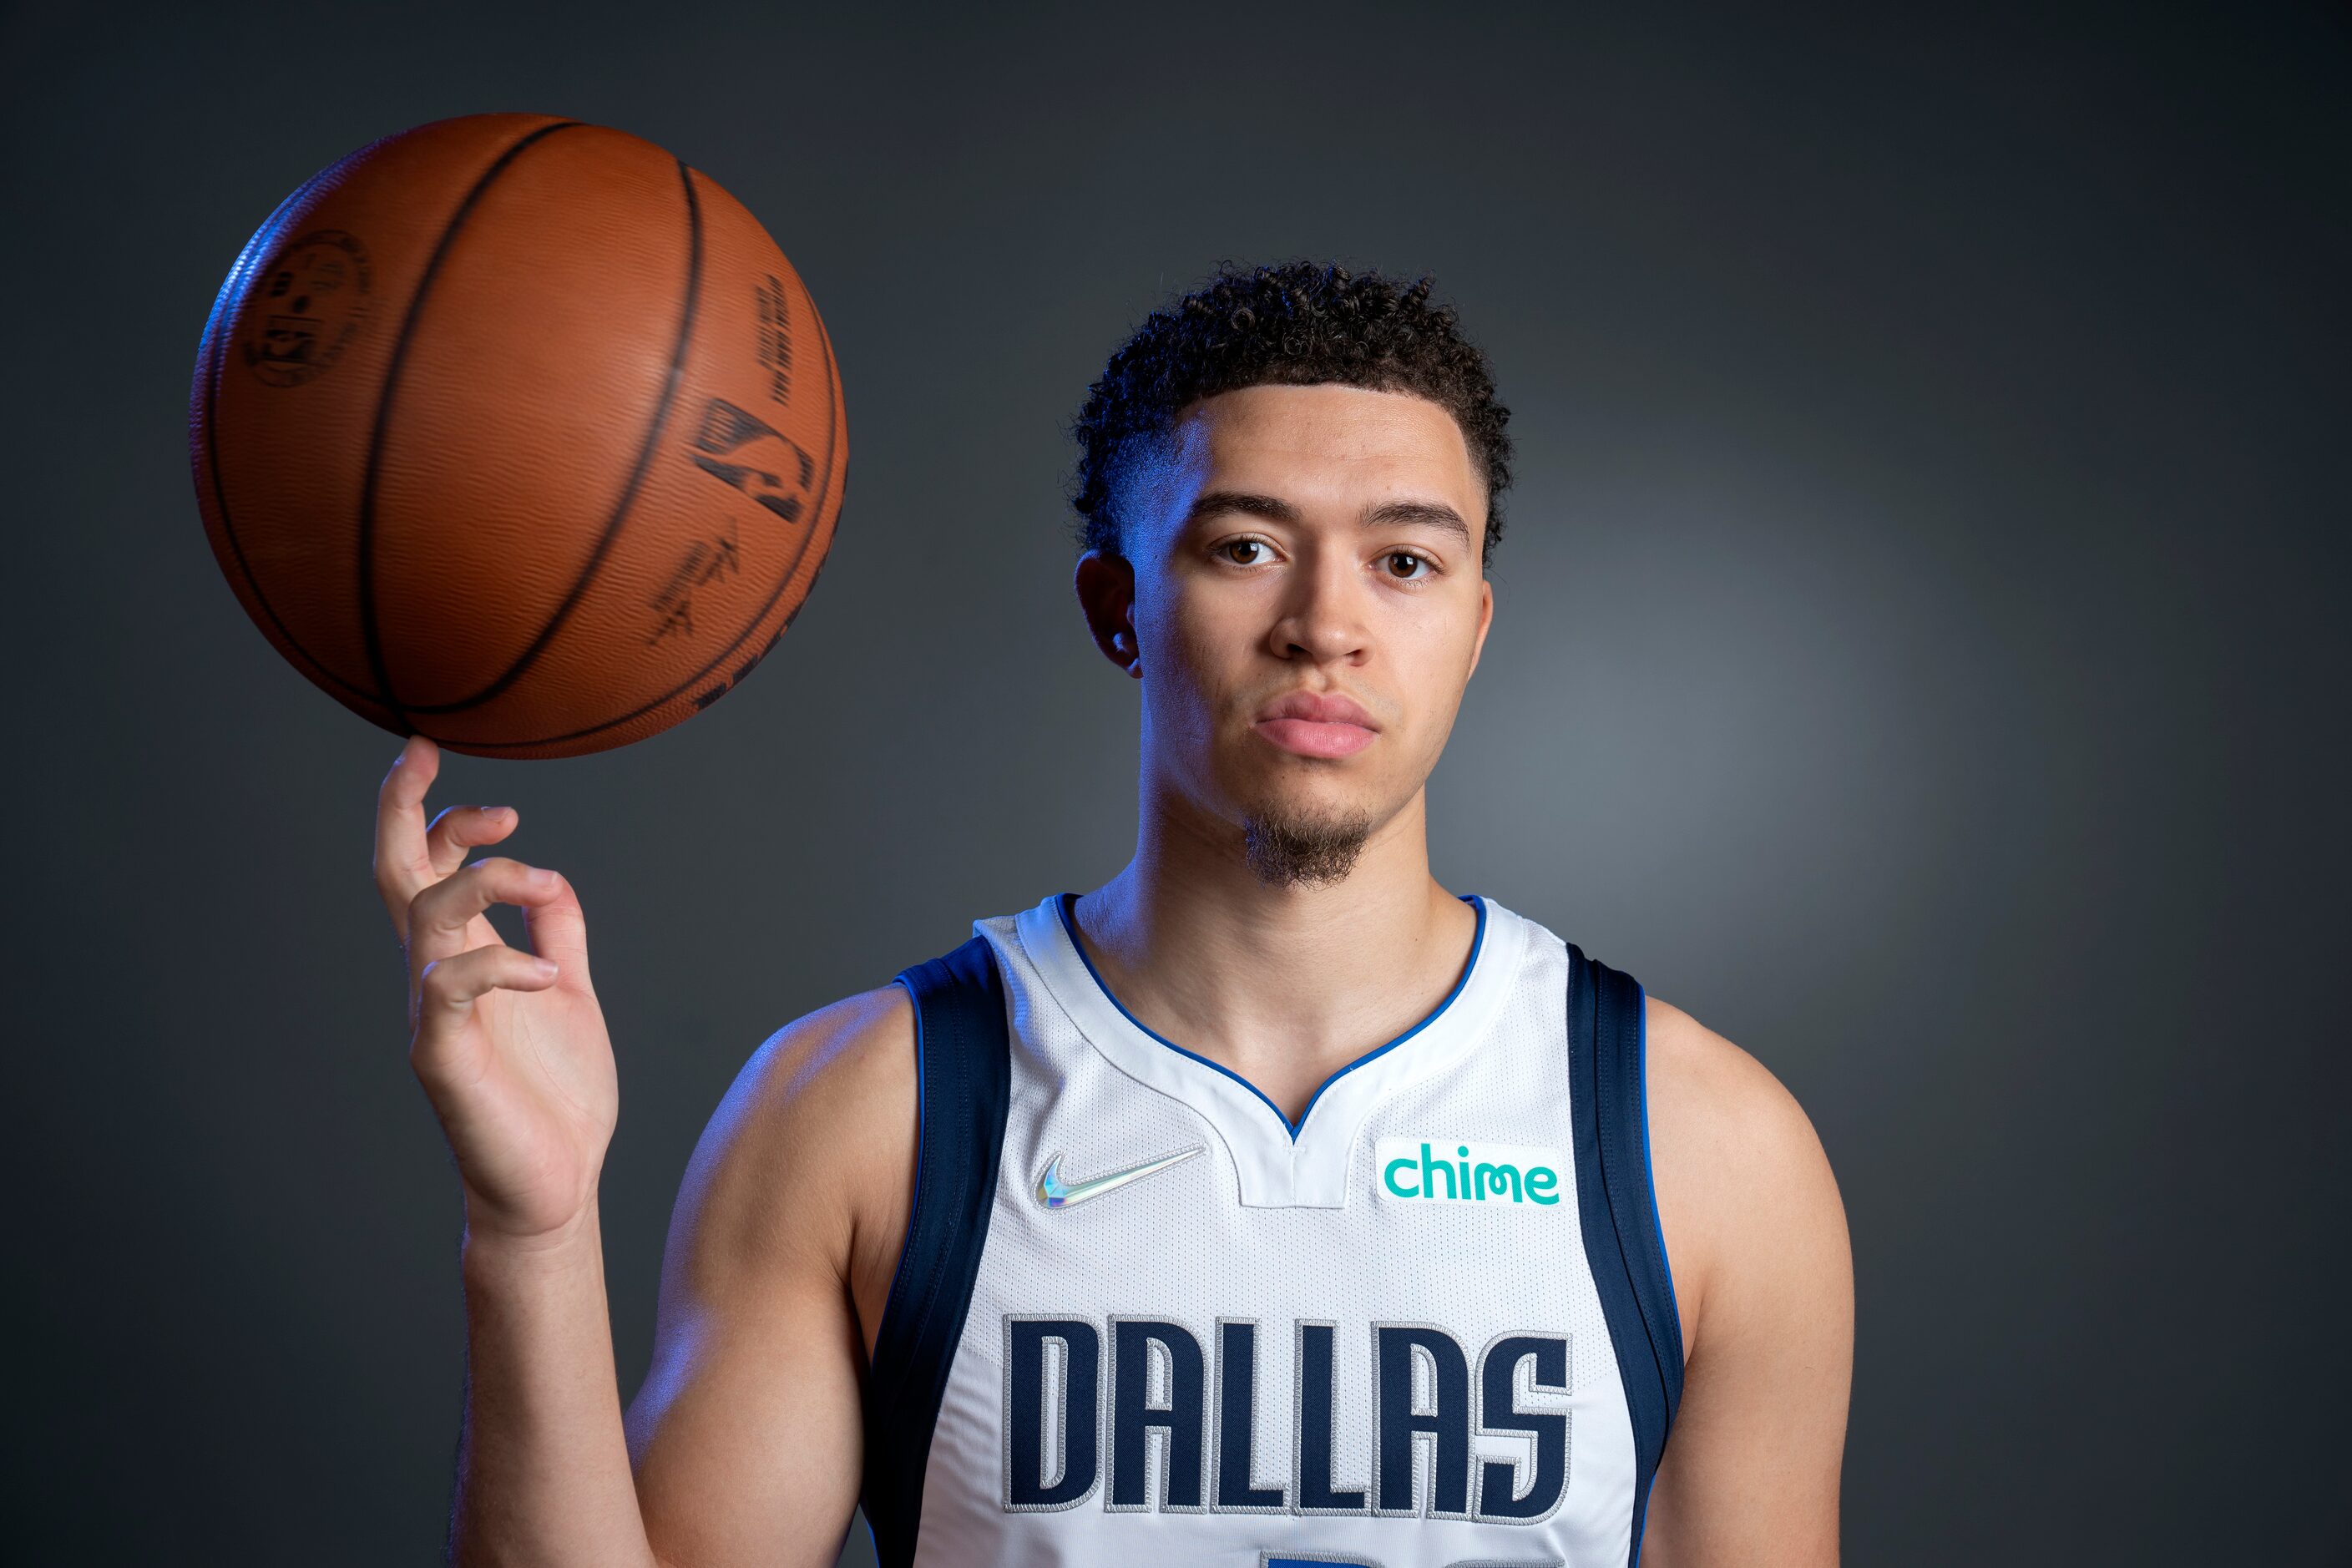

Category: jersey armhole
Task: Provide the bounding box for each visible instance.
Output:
[860,934,1013,1568]
[1565,941,1687,1566]
[1635,987,1685,1359]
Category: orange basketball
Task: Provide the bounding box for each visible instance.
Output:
[190,113,847,758]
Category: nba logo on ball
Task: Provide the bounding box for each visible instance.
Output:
[688,397,816,525]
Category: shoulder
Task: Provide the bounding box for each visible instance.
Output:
[1640,993,1851,1359]
[662,984,918,1313]
[627,988,920,1538]
[1640,993,1828,1185]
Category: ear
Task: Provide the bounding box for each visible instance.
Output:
[1464,576,1495,682]
[1074,549,1142,677]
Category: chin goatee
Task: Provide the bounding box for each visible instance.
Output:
[1241,807,1374,888]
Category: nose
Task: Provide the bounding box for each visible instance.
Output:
[1266,545,1369,666]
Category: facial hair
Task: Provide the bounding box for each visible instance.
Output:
[1241,803,1376,888]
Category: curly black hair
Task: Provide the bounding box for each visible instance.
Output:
[1070,261,1513,566]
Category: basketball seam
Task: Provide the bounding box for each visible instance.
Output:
[403,150,708,716]
[199,150,397,711]
[353,117,586,733]
[448,270,846,753]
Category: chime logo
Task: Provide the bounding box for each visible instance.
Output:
[1375,1139,1565,1206]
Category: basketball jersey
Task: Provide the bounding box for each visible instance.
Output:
[859,893,1683,1568]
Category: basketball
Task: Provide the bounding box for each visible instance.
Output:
[189,113,847,758]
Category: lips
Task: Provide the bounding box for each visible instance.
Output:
[1252,690,1379,759]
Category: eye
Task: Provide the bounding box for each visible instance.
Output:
[1382,550,1434,581]
[1218,538,1272,566]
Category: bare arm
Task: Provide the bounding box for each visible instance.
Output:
[627,984,917,1566]
[374,736,647,1567]
[1636,996,1854,1566]
[453,1210,651,1565]
[448,994,911,1568]
[374,738,913,1566]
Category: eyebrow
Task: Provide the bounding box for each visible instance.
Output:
[1182,490,1300,528]
[1183,490,1473,545]
[1363,499,1472,544]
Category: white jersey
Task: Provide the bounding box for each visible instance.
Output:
[858,893,1683,1568]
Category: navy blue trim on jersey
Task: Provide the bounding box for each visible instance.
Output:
[861,935,1014,1568]
[1564,942,1686,1565]
[1636,989,1685,1343]
[1053,891,1488,1142]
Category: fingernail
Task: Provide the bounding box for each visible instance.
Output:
[530,958,559,980]
[525,866,558,887]
[483,806,512,822]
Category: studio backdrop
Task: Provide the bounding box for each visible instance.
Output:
[2,3,2344,1563]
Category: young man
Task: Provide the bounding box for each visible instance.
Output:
[375,263,1853,1567]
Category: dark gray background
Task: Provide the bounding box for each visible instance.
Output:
[3,3,2344,1562]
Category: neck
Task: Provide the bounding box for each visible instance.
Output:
[1070,773,1480,1125]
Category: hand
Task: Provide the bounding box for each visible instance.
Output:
[374,736,617,1244]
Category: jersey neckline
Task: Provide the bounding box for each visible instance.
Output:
[1009,890,1530,1207]
[1052,890,1486,1143]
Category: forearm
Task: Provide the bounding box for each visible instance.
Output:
[453,1201,658,1568]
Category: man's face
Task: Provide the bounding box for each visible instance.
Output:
[1086,382,1495,883]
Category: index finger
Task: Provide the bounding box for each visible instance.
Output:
[373,734,442,933]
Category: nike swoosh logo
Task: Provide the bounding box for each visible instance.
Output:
[1034,1144,1204,1211]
